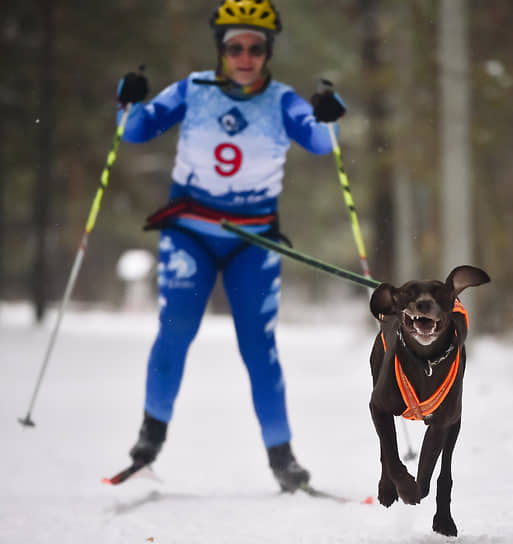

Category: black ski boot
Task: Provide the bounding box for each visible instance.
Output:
[129,412,167,465]
[267,442,310,492]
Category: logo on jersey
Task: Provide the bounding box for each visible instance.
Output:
[260,276,281,314]
[262,252,280,270]
[218,107,248,136]
[157,236,197,289]
[159,235,175,252]
[167,250,197,279]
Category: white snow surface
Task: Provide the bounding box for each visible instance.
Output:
[1,297,513,544]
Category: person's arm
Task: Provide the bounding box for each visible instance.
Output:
[117,78,188,143]
[281,90,335,155]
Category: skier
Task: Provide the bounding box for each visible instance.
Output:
[116,0,346,492]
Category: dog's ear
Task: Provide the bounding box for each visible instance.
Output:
[370,283,398,319]
[446,265,490,296]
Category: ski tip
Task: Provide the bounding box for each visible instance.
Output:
[101,462,147,486]
[362,496,374,505]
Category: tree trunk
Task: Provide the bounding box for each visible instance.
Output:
[438,0,473,307]
[33,0,56,322]
[360,0,395,282]
[393,2,417,283]
[0,121,4,300]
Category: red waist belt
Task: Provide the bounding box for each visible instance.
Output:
[143,199,277,231]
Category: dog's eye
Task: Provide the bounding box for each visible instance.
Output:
[404,287,418,301]
[432,286,452,311]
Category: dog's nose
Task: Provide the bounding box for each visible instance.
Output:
[416,299,432,314]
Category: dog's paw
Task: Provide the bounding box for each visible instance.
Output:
[416,473,431,500]
[378,479,398,507]
[418,481,430,500]
[433,512,457,537]
[395,471,420,505]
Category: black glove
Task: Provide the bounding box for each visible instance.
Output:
[310,80,346,123]
[117,72,149,105]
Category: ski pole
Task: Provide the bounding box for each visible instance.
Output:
[327,126,371,280]
[18,103,133,428]
[315,80,371,281]
[221,221,380,289]
[321,84,417,459]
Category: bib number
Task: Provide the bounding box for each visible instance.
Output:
[214,143,242,177]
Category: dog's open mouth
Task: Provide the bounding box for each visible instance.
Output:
[403,310,440,339]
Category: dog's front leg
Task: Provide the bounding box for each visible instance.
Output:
[370,403,419,506]
[377,444,398,506]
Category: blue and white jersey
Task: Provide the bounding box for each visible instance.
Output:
[120,70,334,216]
[173,71,291,207]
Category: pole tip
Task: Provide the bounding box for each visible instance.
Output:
[18,416,36,428]
[403,449,417,461]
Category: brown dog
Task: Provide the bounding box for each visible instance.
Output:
[368,265,490,537]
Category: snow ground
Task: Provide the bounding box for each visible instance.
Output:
[1,296,512,543]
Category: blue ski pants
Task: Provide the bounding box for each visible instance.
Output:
[144,226,292,448]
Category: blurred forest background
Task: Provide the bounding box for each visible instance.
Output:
[1,0,512,333]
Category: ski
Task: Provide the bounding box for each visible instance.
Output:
[299,483,374,505]
[102,461,148,485]
[101,465,372,504]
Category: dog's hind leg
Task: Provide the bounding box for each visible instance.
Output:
[416,425,447,499]
[432,419,461,537]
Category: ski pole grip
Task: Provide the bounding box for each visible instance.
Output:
[317,78,334,94]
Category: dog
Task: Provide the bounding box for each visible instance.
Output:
[368,265,490,537]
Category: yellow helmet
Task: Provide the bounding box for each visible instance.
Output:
[210,0,282,33]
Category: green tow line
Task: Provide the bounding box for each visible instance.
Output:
[220,220,380,290]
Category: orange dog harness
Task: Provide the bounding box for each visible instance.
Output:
[395,349,460,421]
[382,300,468,421]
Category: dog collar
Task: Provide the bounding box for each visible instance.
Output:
[396,328,455,377]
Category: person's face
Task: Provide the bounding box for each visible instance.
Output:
[223,33,267,86]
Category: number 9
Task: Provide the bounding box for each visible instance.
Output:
[214,143,243,177]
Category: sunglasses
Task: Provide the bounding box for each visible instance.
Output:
[224,43,267,58]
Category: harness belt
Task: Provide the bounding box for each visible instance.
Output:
[142,198,292,269]
[143,199,278,230]
[381,299,468,421]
